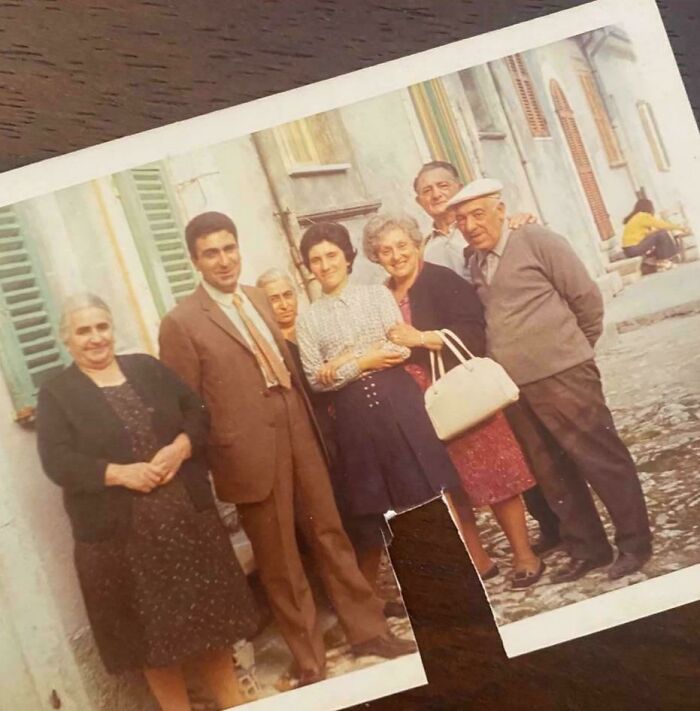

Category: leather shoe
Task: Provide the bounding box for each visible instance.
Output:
[550,553,613,584]
[383,600,408,619]
[608,551,652,580]
[352,634,417,659]
[530,535,562,556]
[296,668,326,688]
[480,563,500,581]
[511,559,546,589]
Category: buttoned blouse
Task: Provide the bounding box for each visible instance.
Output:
[296,284,410,392]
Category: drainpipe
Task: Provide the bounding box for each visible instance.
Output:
[250,132,316,300]
[486,62,548,224]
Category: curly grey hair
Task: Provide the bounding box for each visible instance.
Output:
[59,292,113,344]
[362,212,424,263]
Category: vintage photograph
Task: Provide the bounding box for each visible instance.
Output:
[0,0,698,709]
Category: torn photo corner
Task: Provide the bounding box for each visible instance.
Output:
[0,0,699,709]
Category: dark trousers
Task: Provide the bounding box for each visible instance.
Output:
[623,230,678,260]
[505,361,652,561]
[237,387,387,675]
[522,483,561,542]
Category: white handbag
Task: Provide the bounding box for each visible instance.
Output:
[425,329,519,441]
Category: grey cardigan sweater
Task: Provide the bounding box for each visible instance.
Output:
[470,224,604,386]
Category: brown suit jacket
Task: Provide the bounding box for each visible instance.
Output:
[158,283,320,504]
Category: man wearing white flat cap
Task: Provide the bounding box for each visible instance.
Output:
[412,163,561,555]
[447,178,652,583]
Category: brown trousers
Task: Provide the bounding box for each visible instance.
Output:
[237,386,387,674]
[506,360,652,561]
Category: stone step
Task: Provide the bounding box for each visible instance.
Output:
[684,244,698,261]
[605,255,643,276]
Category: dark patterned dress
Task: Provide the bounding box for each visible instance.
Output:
[73,381,258,674]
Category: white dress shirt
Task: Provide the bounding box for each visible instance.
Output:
[202,280,286,386]
[423,223,472,282]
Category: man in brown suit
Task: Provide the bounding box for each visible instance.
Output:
[158,212,415,687]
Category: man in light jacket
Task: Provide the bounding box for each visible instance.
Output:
[447,178,652,583]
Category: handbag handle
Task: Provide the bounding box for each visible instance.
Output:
[428,329,475,384]
[429,349,446,384]
[437,329,477,366]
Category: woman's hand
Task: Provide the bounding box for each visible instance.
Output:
[388,323,425,348]
[149,434,192,485]
[358,347,407,373]
[105,462,164,493]
[388,324,443,351]
[317,350,356,387]
[507,212,538,230]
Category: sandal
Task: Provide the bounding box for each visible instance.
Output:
[511,559,546,589]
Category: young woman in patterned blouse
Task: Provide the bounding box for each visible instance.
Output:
[297,222,468,586]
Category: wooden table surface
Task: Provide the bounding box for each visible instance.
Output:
[1,2,699,709]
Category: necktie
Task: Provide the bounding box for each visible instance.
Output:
[231,294,291,389]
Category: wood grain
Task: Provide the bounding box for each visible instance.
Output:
[1,2,699,709]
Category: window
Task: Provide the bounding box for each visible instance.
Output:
[505,54,550,138]
[0,204,69,422]
[550,79,614,241]
[114,164,197,317]
[579,71,625,167]
[637,100,670,171]
[460,68,505,139]
[409,78,474,182]
[273,113,351,176]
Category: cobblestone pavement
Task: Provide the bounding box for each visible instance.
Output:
[190,553,414,709]
[479,312,700,626]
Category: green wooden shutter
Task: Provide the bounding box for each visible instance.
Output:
[0,205,68,421]
[114,164,197,317]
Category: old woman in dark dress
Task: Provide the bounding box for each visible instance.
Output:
[364,212,544,589]
[36,294,258,711]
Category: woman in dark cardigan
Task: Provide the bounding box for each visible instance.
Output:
[364,212,544,589]
[36,293,258,711]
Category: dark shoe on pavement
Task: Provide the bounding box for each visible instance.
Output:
[530,535,562,557]
[352,634,417,659]
[512,559,546,590]
[383,600,408,619]
[296,668,326,688]
[551,553,613,584]
[479,563,500,581]
[323,621,347,648]
[607,550,652,580]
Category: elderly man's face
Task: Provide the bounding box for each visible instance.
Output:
[414,167,462,220]
[454,196,506,252]
[261,278,298,330]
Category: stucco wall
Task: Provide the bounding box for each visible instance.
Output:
[167,136,299,288]
[490,49,606,276]
[341,90,427,223]
[589,31,700,236]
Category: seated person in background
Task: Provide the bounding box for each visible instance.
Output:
[621,198,687,271]
[255,268,398,613]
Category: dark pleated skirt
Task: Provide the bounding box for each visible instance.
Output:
[332,366,460,516]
